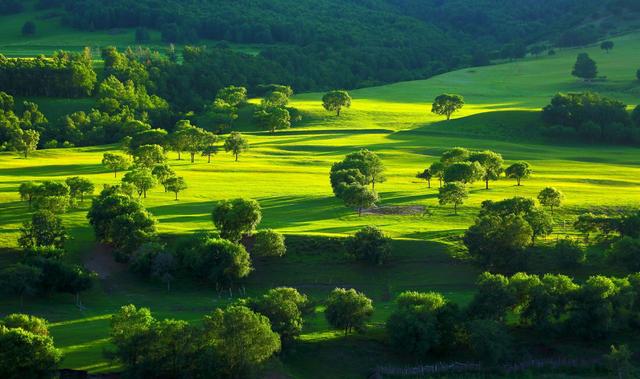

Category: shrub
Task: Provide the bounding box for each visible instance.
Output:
[346,226,391,265]
[253,229,286,257]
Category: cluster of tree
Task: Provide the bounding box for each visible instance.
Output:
[386,270,640,365]
[0,50,96,97]
[464,197,555,269]
[0,0,23,14]
[0,314,61,379]
[329,149,385,215]
[197,85,247,133]
[418,147,531,214]
[107,304,281,378]
[52,0,628,93]
[0,92,49,156]
[542,91,640,144]
[2,204,94,307]
[87,184,158,261]
[253,85,301,133]
[18,178,93,213]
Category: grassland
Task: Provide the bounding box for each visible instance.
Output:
[0,26,639,377]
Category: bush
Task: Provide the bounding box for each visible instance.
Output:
[252,229,286,257]
[325,288,373,335]
[346,226,391,265]
[467,319,512,365]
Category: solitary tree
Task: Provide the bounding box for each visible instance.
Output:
[255,106,291,133]
[102,153,132,177]
[600,41,614,53]
[212,198,262,242]
[18,210,67,250]
[19,182,40,209]
[325,288,374,335]
[537,187,564,214]
[438,182,468,214]
[341,184,378,216]
[505,161,532,186]
[431,94,464,120]
[469,150,504,189]
[224,132,249,161]
[11,129,40,158]
[322,90,352,116]
[122,168,157,198]
[164,176,187,200]
[572,53,597,81]
[347,226,391,265]
[65,177,95,203]
[203,306,280,378]
[416,169,433,188]
[133,144,166,168]
[151,164,175,192]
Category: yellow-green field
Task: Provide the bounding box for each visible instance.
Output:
[0,28,639,378]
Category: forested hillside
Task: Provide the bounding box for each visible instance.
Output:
[5,0,640,91]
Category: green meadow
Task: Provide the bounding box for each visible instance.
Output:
[0,27,639,377]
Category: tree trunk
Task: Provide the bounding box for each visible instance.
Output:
[485,179,489,190]
[337,108,340,116]
[207,154,211,163]
[143,190,147,198]
[235,153,239,162]
[446,113,451,121]
[190,153,195,163]
[358,207,362,216]
[372,180,375,191]
[517,178,521,186]
[427,179,431,189]
[439,177,443,188]
[454,203,458,215]
[175,192,178,201]
[177,151,181,160]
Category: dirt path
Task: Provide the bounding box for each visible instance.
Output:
[84,244,127,294]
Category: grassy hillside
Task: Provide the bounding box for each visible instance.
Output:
[0,30,639,377]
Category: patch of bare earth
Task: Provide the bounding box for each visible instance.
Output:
[361,205,426,216]
[84,244,127,293]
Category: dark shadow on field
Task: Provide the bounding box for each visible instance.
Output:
[0,200,32,225]
[0,163,104,177]
[148,195,350,230]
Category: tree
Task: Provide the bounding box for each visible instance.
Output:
[123,168,157,198]
[211,198,262,242]
[346,226,391,265]
[325,288,373,335]
[0,264,42,307]
[224,132,249,162]
[505,161,531,186]
[102,153,132,177]
[216,85,247,107]
[607,237,640,271]
[203,306,280,378]
[248,287,308,343]
[386,291,456,358]
[429,161,446,187]
[464,214,533,269]
[467,272,514,321]
[443,161,484,184]
[572,53,597,81]
[1,314,49,336]
[253,229,286,257]
[438,182,467,214]
[469,150,504,189]
[255,106,291,133]
[21,21,36,36]
[110,304,155,367]
[201,144,218,163]
[440,147,470,166]
[525,208,554,245]
[178,123,216,162]
[133,144,166,168]
[65,176,94,203]
[600,41,614,53]
[151,163,175,192]
[431,94,464,120]
[19,182,39,209]
[341,183,378,216]
[18,211,67,250]
[416,169,433,188]
[467,319,512,365]
[164,176,187,200]
[605,345,634,379]
[180,235,252,286]
[151,252,176,292]
[537,187,564,213]
[0,325,61,379]
[11,128,39,158]
[322,90,352,116]
[331,149,386,191]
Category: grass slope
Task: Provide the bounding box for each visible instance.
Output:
[0,30,639,377]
